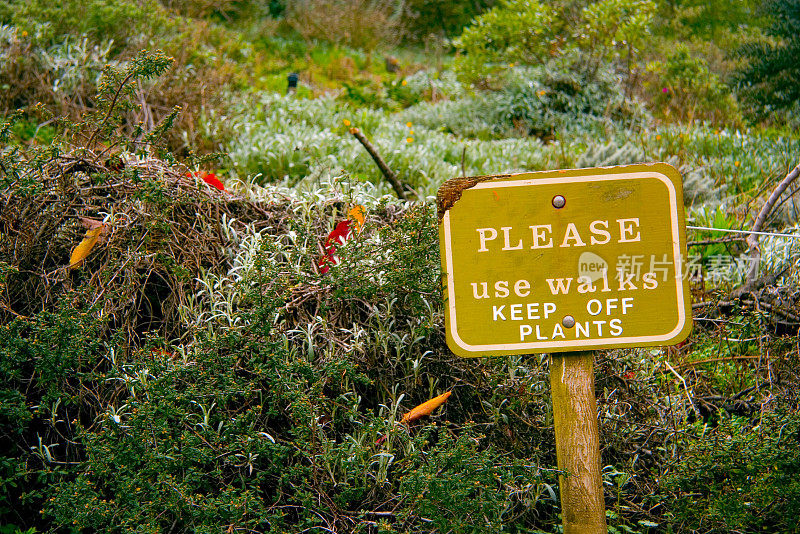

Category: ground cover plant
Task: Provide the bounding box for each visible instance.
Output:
[2,1,800,533]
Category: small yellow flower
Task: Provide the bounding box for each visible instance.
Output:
[735,161,740,167]
[537,90,546,97]
[509,62,516,68]
[656,135,661,141]
[409,129,414,135]
[406,137,413,143]
[343,119,351,127]
[21,30,28,37]
[406,122,412,128]
[714,129,720,136]
[401,79,407,86]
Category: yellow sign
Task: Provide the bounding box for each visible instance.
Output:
[437,163,692,357]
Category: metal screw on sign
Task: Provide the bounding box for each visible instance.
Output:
[562,315,575,328]
[552,195,566,209]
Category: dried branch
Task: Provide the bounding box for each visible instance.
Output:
[732,163,800,298]
[0,150,280,337]
[349,128,408,200]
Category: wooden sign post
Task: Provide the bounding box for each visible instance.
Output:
[550,351,605,533]
[437,163,692,533]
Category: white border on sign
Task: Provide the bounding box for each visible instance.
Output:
[443,172,686,353]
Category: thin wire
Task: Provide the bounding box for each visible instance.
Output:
[686,225,800,240]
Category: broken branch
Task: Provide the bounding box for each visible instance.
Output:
[736,163,800,295]
[349,128,408,200]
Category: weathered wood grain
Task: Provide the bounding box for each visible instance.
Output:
[549,351,607,534]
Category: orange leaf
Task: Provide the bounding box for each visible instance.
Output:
[69,225,105,269]
[348,205,365,233]
[401,391,452,424]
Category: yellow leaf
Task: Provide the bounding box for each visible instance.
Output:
[401,391,452,424]
[348,205,365,233]
[69,225,105,269]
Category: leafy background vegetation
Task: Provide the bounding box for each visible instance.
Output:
[1,0,800,532]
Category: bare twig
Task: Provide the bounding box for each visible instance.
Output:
[663,361,701,419]
[349,128,408,200]
[732,259,792,299]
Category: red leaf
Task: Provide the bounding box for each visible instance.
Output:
[189,170,225,191]
[318,220,352,274]
[318,251,337,274]
[326,220,351,247]
[201,172,225,191]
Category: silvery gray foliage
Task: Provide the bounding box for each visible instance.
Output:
[678,162,723,208]
[779,195,800,226]
[576,140,723,207]
[38,37,116,94]
[575,140,645,168]
[402,63,648,141]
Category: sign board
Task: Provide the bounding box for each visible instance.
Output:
[437,163,692,357]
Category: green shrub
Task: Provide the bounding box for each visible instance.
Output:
[646,44,741,125]
[573,0,656,79]
[0,0,245,153]
[663,410,800,533]
[403,63,646,141]
[397,426,558,532]
[285,0,405,50]
[5,0,172,52]
[0,193,561,532]
[735,0,800,124]
[401,0,495,42]
[0,296,108,525]
[449,0,656,137]
[656,0,764,41]
[2,90,564,528]
[452,0,555,88]
[453,0,655,88]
